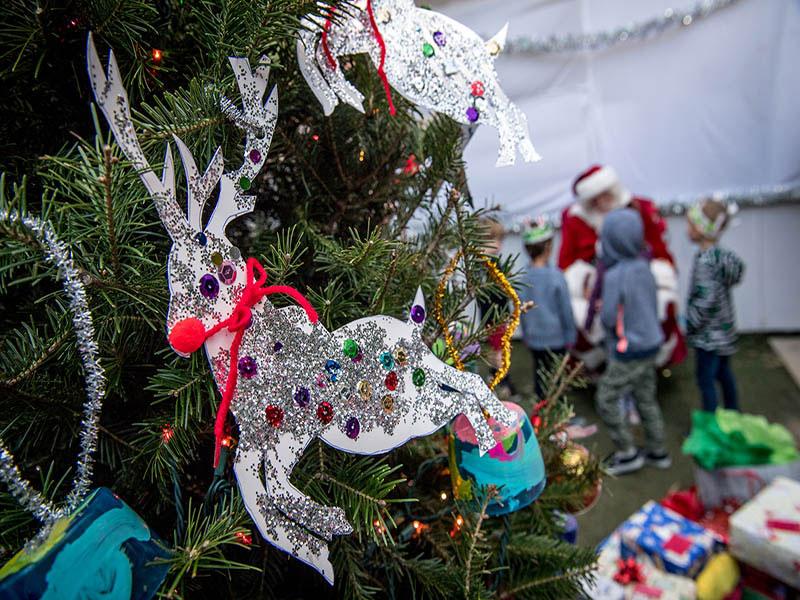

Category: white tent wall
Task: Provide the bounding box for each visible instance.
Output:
[435,0,800,331]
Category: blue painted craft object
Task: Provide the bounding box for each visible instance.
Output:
[449,401,546,516]
[0,487,170,599]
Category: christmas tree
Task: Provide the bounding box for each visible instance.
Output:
[0,1,601,597]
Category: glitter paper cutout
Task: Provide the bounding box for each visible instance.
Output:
[296,2,540,166]
[89,35,516,585]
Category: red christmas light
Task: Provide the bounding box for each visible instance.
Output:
[151,48,163,63]
[235,531,253,545]
[403,154,420,175]
[161,423,174,444]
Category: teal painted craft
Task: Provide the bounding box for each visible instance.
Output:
[0,487,170,599]
[449,401,546,516]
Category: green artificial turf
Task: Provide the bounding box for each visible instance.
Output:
[506,334,800,548]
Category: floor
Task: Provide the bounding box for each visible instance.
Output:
[506,335,800,548]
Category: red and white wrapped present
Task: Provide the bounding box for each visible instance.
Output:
[729,476,800,589]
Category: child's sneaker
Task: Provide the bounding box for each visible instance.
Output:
[604,448,644,476]
[645,450,672,469]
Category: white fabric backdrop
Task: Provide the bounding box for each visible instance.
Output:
[437,0,800,220]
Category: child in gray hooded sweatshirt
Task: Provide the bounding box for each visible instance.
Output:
[596,209,669,475]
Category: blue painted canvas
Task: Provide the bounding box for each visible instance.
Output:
[0,487,170,599]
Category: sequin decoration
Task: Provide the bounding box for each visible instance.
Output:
[238,356,258,379]
[466,106,479,123]
[342,338,359,358]
[296,7,540,166]
[211,252,224,266]
[249,148,262,164]
[382,395,394,413]
[471,81,485,97]
[266,405,284,427]
[294,387,311,407]
[219,260,237,285]
[345,417,360,439]
[195,232,208,246]
[273,341,283,353]
[379,351,394,370]
[412,368,426,387]
[357,380,372,400]
[325,359,341,382]
[410,304,426,323]
[317,401,334,424]
[394,347,408,366]
[239,176,252,191]
[384,371,398,391]
[199,274,219,299]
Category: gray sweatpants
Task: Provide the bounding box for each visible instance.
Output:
[596,357,665,452]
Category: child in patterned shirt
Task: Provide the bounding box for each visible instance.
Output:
[686,199,744,411]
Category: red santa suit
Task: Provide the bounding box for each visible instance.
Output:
[559,165,686,369]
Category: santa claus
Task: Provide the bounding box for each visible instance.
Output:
[559,164,686,370]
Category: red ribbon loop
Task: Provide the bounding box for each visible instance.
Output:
[200,257,318,466]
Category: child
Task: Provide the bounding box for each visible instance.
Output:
[596,209,669,475]
[519,223,576,398]
[686,199,744,411]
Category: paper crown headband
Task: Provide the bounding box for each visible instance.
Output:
[688,201,731,239]
[523,223,555,245]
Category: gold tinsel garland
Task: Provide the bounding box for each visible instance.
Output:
[432,251,521,390]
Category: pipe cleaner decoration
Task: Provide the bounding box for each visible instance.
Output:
[0,209,169,599]
[432,250,521,390]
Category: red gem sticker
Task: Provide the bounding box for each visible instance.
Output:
[265,405,284,427]
[471,81,485,97]
[385,371,398,391]
[317,401,334,424]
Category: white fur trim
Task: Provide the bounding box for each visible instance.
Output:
[574,166,619,202]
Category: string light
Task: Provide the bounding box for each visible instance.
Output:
[440,491,447,501]
[358,149,365,162]
[373,519,386,535]
[235,531,253,545]
[449,515,465,538]
[311,134,320,142]
[161,423,175,444]
[151,48,163,63]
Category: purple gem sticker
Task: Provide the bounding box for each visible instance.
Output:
[433,30,446,47]
[411,304,426,323]
[294,386,311,407]
[199,274,219,299]
[218,260,237,285]
[466,106,480,123]
[238,356,258,379]
[345,416,360,439]
[249,148,262,164]
[273,341,283,353]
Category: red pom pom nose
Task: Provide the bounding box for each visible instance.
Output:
[168,318,207,356]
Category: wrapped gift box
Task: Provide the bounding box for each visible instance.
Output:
[729,476,800,589]
[586,531,697,600]
[620,501,723,578]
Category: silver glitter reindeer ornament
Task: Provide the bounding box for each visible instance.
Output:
[297,0,540,166]
[87,35,516,583]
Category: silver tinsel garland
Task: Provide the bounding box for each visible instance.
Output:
[504,0,741,55]
[0,209,106,547]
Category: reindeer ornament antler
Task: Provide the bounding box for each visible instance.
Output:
[297,0,540,166]
[87,35,516,583]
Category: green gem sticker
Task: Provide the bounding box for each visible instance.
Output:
[412,368,426,387]
[343,338,359,358]
[422,43,435,58]
[239,176,252,191]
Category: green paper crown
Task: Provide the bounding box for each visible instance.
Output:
[523,223,554,245]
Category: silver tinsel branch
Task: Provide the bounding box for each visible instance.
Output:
[504,0,741,55]
[503,183,800,233]
[0,209,106,542]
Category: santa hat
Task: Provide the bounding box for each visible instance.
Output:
[572,164,632,208]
